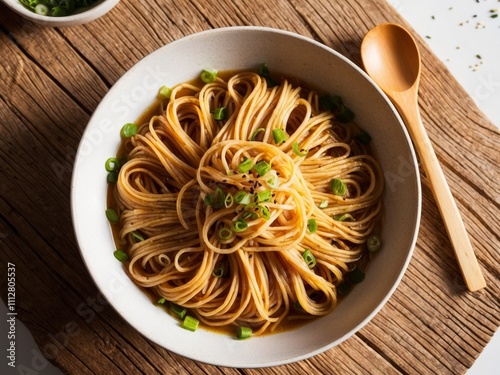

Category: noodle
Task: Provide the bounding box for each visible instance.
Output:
[109,69,384,336]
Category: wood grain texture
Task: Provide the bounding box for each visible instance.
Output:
[0,0,498,374]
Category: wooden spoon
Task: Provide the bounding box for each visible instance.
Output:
[361,23,486,291]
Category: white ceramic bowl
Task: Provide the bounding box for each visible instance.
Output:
[1,0,119,27]
[71,26,421,367]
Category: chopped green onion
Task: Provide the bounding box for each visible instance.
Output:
[307,219,317,234]
[256,189,272,202]
[200,69,217,83]
[266,170,280,189]
[171,303,187,320]
[294,300,304,311]
[238,158,254,173]
[183,315,199,331]
[232,218,248,232]
[302,249,316,268]
[237,326,253,340]
[319,94,354,122]
[212,107,227,121]
[258,63,279,86]
[355,130,372,144]
[131,231,144,243]
[330,178,347,196]
[159,85,172,99]
[105,208,119,223]
[105,157,120,172]
[272,129,288,144]
[332,213,354,222]
[205,186,225,209]
[367,234,382,252]
[35,4,49,15]
[157,297,166,305]
[258,204,270,220]
[107,171,118,183]
[318,200,328,208]
[337,282,352,296]
[218,226,233,241]
[242,211,259,220]
[250,128,265,141]
[336,106,355,123]
[113,249,128,262]
[224,192,234,208]
[259,63,270,77]
[234,191,251,205]
[253,160,271,176]
[212,266,225,278]
[213,187,225,207]
[51,6,67,16]
[292,142,308,157]
[349,268,365,284]
[121,123,138,138]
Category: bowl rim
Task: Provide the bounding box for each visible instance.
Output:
[1,0,120,26]
[71,25,422,368]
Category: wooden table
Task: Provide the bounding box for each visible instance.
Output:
[1,1,498,374]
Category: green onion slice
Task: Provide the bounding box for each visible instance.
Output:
[238,158,254,173]
[307,219,317,234]
[171,303,187,320]
[367,234,382,252]
[302,249,316,268]
[157,297,166,305]
[292,142,308,157]
[337,282,352,296]
[212,186,225,209]
[318,200,328,208]
[35,4,49,15]
[113,249,128,262]
[212,107,227,121]
[234,191,251,205]
[183,316,199,331]
[212,266,225,278]
[259,63,270,77]
[107,171,118,183]
[253,160,271,176]
[266,170,280,189]
[200,69,217,83]
[159,85,172,99]
[250,128,265,141]
[242,211,259,220]
[237,326,253,340]
[105,157,120,172]
[105,208,119,223]
[131,231,144,243]
[224,192,234,208]
[258,205,271,220]
[233,218,248,233]
[349,268,365,284]
[330,178,347,196]
[204,186,225,209]
[355,130,372,144]
[272,129,288,144]
[333,213,355,222]
[256,189,272,202]
[121,123,138,138]
[218,226,233,241]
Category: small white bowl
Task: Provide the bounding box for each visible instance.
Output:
[1,0,120,27]
[72,26,421,367]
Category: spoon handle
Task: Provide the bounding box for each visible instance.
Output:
[393,92,486,292]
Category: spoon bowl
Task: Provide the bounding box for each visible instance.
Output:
[361,23,486,292]
[361,23,421,92]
